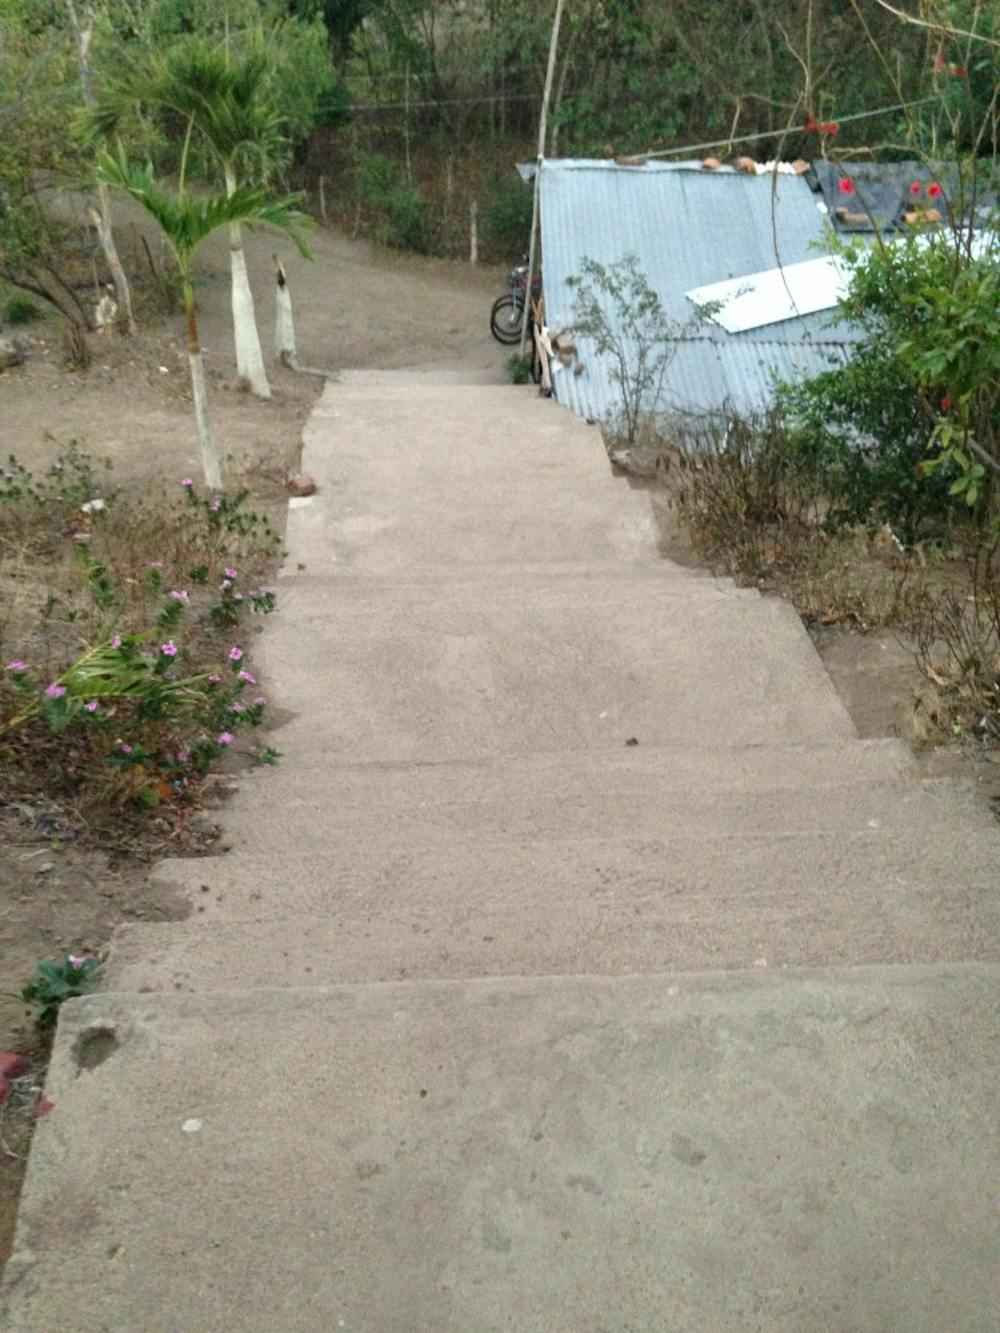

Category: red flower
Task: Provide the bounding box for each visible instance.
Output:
[804,115,816,132]
[909,180,922,195]
[941,396,952,411]
[952,66,967,78]
[826,122,839,136]
[838,178,855,196]
[927,182,942,199]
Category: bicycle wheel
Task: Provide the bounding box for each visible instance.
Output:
[490,294,525,345]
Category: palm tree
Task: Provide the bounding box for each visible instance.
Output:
[91,40,286,397]
[96,145,310,489]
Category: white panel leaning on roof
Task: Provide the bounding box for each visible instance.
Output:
[685,255,851,333]
[687,229,996,334]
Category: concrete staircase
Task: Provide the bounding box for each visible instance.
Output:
[5,380,999,1332]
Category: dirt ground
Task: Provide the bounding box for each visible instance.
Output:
[0,217,508,1258]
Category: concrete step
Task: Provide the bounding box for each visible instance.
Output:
[251,587,857,758]
[275,564,744,595]
[109,811,1000,990]
[212,751,997,853]
[288,380,663,574]
[8,966,998,1332]
[333,367,510,386]
[225,736,912,790]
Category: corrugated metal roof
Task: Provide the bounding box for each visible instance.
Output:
[538,158,857,423]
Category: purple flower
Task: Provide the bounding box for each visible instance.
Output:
[231,701,245,713]
[45,683,66,700]
[120,743,133,755]
[228,647,243,663]
[233,593,244,603]
[170,589,190,604]
[207,673,222,683]
[176,751,189,763]
[224,568,237,580]
[209,499,221,513]
[219,580,232,591]
[84,700,100,713]
[254,695,266,706]
[217,731,233,746]
[238,670,257,685]
[149,561,164,570]
[111,635,122,649]
[161,642,178,657]
[180,478,194,488]
[265,587,277,596]
[67,955,87,969]
[5,661,28,672]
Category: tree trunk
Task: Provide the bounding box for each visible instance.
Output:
[225,166,271,399]
[65,0,137,335]
[273,257,296,366]
[94,183,136,333]
[183,280,223,491]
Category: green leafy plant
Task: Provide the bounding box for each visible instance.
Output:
[3,294,39,324]
[505,353,530,386]
[782,230,998,539]
[481,176,533,259]
[356,151,430,253]
[568,254,710,445]
[18,955,102,1030]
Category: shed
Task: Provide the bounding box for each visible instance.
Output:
[537,158,859,424]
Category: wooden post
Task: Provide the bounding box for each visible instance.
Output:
[469,200,479,264]
[404,61,413,187]
[318,174,328,225]
[273,255,296,367]
[519,0,565,357]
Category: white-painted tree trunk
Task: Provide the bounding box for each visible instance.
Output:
[274,257,296,365]
[188,349,223,491]
[67,0,136,334]
[225,167,270,398]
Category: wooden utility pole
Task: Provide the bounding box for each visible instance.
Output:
[519,0,565,357]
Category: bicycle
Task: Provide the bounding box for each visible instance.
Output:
[490,261,542,345]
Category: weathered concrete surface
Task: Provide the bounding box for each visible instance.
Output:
[109,823,1000,991]
[254,588,857,759]
[6,967,998,1333]
[215,767,996,860]
[214,738,918,845]
[288,384,663,575]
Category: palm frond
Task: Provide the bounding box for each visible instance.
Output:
[95,148,313,265]
[141,38,286,176]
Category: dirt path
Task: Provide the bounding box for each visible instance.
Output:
[1,217,507,484]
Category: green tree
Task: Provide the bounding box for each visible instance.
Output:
[96,146,310,488]
[100,39,287,396]
[0,2,93,327]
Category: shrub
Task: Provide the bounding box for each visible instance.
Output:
[356,151,431,253]
[3,295,40,325]
[568,254,711,445]
[480,175,533,259]
[781,229,1000,541]
[505,353,530,385]
[670,410,824,577]
[0,456,282,835]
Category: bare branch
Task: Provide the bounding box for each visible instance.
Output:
[871,0,1000,47]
